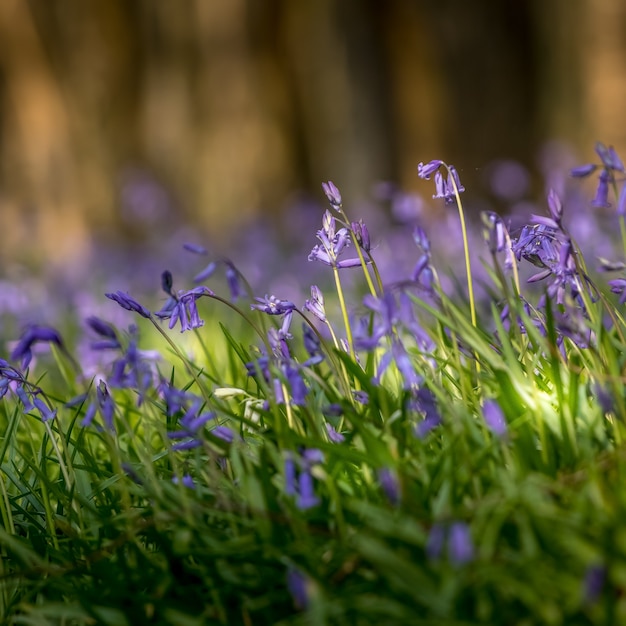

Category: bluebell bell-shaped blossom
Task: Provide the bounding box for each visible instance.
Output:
[172,474,195,489]
[285,449,323,510]
[74,381,116,431]
[618,182,626,216]
[251,294,296,316]
[417,160,445,180]
[304,285,326,322]
[168,405,216,451]
[448,522,474,566]
[286,365,308,405]
[224,260,242,301]
[86,316,121,351]
[592,169,611,209]
[483,400,507,438]
[419,161,465,205]
[287,566,310,610]
[105,291,151,318]
[391,340,421,389]
[595,142,625,172]
[308,210,365,269]
[297,470,320,510]
[107,326,156,405]
[583,564,606,605]
[302,324,324,366]
[351,219,371,252]
[11,324,63,369]
[321,180,342,207]
[155,286,214,332]
[570,163,597,178]
[609,278,626,303]
[377,467,401,505]
[398,292,435,352]
[411,387,442,438]
[411,227,436,293]
[325,422,345,443]
[427,521,474,567]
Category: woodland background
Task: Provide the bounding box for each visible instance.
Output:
[0,0,624,265]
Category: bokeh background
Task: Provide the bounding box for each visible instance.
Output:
[1,0,625,268]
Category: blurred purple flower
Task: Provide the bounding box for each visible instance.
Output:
[448,522,474,566]
[325,422,345,443]
[287,566,310,610]
[11,324,63,369]
[483,400,507,438]
[378,467,401,505]
[583,564,605,604]
[105,291,151,319]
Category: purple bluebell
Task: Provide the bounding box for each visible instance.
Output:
[211,425,235,443]
[286,365,308,405]
[595,142,625,172]
[287,566,309,610]
[105,291,151,318]
[592,170,611,209]
[482,211,508,255]
[193,262,217,283]
[86,316,121,351]
[285,457,297,495]
[224,260,242,301]
[426,523,446,561]
[32,396,57,422]
[302,324,324,366]
[351,220,371,252]
[483,400,507,437]
[417,160,445,180]
[11,325,62,369]
[78,381,116,431]
[172,474,195,489]
[570,163,597,178]
[448,522,474,566]
[425,164,465,205]
[412,387,442,438]
[377,467,401,505]
[168,405,216,451]
[353,390,369,405]
[251,294,296,316]
[183,242,209,255]
[297,470,320,510]
[304,285,326,322]
[321,180,342,207]
[155,286,214,333]
[411,227,436,293]
[609,278,626,304]
[325,422,345,443]
[618,182,626,216]
[308,210,364,269]
[583,564,606,604]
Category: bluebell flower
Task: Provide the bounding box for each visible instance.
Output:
[583,564,606,604]
[351,220,371,252]
[251,294,296,315]
[325,422,345,443]
[285,449,322,510]
[86,316,121,351]
[224,260,242,301]
[418,160,465,204]
[592,170,611,209]
[308,210,365,269]
[172,474,195,489]
[302,324,324,366]
[448,522,474,566]
[74,381,116,431]
[105,291,151,318]
[287,566,310,610]
[155,286,214,332]
[321,180,342,207]
[412,387,442,438]
[303,285,326,322]
[168,406,216,451]
[11,324,63,369]
[377,467,401,505]
[427,521,474,567]
[286,364,308,406]
[285,457,297,495]
[297,470,320,510]
[483,400,507,438]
